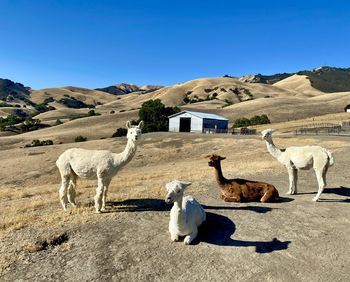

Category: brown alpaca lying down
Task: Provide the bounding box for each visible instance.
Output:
[207,154,279,203]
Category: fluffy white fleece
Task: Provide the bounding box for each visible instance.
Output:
[261,129,334,201]
[165,180,206,245]
[56,121,143,213]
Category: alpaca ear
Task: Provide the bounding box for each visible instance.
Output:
[204,154,212,158]
[138,120,144,129]
[126,121,131,129]
[178,180,191,189]
[219,156,226,160]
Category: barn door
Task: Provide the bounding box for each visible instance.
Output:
[179,118,191,132]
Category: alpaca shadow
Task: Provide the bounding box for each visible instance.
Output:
[202,196,293,214]
[319,186,350,202]
[202,205,273,214]
[105,198,170,212]
[278,196,294,203]
[296,186,350,202]
[197,212,291,253]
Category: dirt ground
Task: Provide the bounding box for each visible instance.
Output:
[0,132,349,281]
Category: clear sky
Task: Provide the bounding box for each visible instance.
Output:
[1,0,350,89]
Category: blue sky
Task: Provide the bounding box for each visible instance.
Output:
[1,0,350,89]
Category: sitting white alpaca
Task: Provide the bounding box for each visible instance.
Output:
[261,129,334,201]
[56,120,143,213]
[165,180,206,245]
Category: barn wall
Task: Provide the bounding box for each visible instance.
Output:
[169,117,180,132]
[168,112,203,132]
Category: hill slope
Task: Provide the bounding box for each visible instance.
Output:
[239,66,350,93]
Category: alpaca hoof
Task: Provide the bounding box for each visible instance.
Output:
[171,235,179,242]
[286,191,294,195]
[71,203,77,208]
[95,210,102,214]
[184,236,192,245]
[312,197,319,202]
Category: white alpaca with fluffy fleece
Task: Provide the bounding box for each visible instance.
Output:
[56,120,143,213]
[165,180,206,245]
[261,129,334,201]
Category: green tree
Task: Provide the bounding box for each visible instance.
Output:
[138,99,180,133]
[233,117,250,128]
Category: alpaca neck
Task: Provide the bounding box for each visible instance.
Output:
[265,138,282,160]
[172,198,185,223]
[115,137,137,166]
[214,163,228,185]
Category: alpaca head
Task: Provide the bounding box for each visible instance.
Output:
[126,120,144,141]
[261,129,273,141]
[207,154,226,168]
[165,180,191,204]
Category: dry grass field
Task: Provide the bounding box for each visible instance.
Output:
[1,131,350,281]
[1,74,350,281]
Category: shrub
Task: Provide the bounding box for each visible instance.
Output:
[59,98,93,109]
[183,96,191,104]
[43,97,55,104]
[110,110,115,114]
[87,110,100,116]
[233,118,251,128]
[233,114,270,128]
[55,119,63,125]
[112,127,127,137]
[25,139,53,147]
[75,136,87,142]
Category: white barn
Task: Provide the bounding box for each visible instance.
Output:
[168,110,229,133]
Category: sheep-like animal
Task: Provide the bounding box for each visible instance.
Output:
[261,129,334,201]
[165,180,206,245]
[207,154,279,202]
[56,120,143,213]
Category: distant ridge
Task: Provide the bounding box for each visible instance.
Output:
[96,83,162,95]
[237,66,350,93]
[0,78,31,100]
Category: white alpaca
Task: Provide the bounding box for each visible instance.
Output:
[56,120,143,213]
[261,129,334,201]
[165,180,206,245]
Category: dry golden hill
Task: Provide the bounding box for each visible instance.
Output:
[99,76,349,124]
[29,87,117,107]
[1,75,350,144]
[273,74,324,96]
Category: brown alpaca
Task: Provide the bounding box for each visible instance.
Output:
[207,154,279,203]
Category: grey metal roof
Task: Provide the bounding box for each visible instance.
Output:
[168,110,228,121]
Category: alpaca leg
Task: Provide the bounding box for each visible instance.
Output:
[293,169,298,194]
[222,194,241,202]
[184,227,198,245]
[101,178,111,212]
[59,176,69,210]
[286,166,297,195]
[322,164,329,187]
[67,174,77,208]
[261,190,274,203]
[94,177,104,213]
[313,169,325,202]
[170,232,180,242]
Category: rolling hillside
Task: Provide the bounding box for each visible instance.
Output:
[1,66,350,142]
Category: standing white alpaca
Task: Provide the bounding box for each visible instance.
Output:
[56,120,143,213]
[165,180,206,245]
[261,129,334,201]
